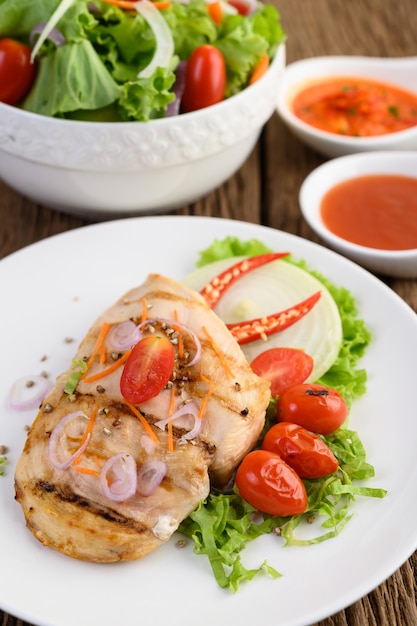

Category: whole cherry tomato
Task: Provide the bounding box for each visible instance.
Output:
[250,347,314,397]
[120,335,175,404]
[262,422,339,478]
[235,449,308,517]
[0,38,36,105]
[181,44,226,113]
[277,383,348,435]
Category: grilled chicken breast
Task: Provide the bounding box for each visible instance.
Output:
[15,274,270,563]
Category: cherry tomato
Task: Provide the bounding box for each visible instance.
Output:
[227,0,252,14]
[120,335,175,404]
[0,38,36,105]
[235,449,308,517]
[277,383,348,435]
[181,44,226,113]
[262,422,339,478]
[250,347,314,397]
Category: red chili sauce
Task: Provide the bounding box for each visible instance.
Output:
[320,174,417,250]
[292,77,417,136]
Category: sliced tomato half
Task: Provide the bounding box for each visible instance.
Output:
[250,347,314,397]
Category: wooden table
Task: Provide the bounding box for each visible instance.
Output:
[1,1,416,624]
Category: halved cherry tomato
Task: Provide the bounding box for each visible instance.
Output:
[227,0,252,15]
[277,383,348,435]
[250,347,314,397]
[0,38,36,105]
[262,422,339,478]
[120,335,175,404]
[235,449,308,517]
[181,44,226,113]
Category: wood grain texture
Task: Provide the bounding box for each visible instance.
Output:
[1,1,416,624]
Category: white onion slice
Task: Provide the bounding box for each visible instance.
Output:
[155,401,202,440]
[30,0,74,62]
[137,459,167,496]
[48,411,90,470]
[135,0,175,78]
[107,320,142,351]
[139,317,202,366]
[9,375,50,411]
[100,452,137,502]
[183,257,343,382]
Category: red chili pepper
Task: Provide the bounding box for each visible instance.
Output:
[199,252,289,309]
[226,291,322,345]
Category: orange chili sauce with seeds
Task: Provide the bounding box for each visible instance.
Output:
[292,77,417,136]
[320,174,417,250]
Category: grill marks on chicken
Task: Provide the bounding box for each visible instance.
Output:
[15,274,270,563]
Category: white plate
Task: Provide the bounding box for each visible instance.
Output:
[1,216,416,626]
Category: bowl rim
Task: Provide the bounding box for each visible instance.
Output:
[0,43,286,129]
[277,54,417,147]
[299,150,417,258]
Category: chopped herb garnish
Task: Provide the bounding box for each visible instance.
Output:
[0,456,7,476]
[64,359,87,395]
[388,105,399,118]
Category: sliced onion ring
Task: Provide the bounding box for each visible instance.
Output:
[107,320,142,351]
[100,452,137,502]
[30,0,74,62]
[48,411,90,470]
[135,0,175,78]
[9,375,50,411]
[139,317,202,366]
[155,401,202,440]
[137,459,167,496]
[29,23,66,51]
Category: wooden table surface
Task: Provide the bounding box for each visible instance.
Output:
[1,1,416,625]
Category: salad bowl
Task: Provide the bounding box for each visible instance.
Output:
[0,0,286,220]
[276,55,417,158]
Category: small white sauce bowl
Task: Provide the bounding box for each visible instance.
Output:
[299,151,417,278]
[276,55,417,158]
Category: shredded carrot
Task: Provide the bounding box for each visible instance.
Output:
[71,404,99,466]
[73,466,101,477]
[124,399,160,444]
[81,321,111,380]
[168,384,176,416]
[83,349,132,383]
[202,326,234,378]
[249,53,270,85]
[167,421,174,453]
[198,371,215,419]
[99,343,107,365]
[141,297,148,323]
[172,310,184,359]
[207,0,223,25]
[99,0,171,10]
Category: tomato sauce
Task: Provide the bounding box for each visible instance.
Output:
[320,174,417,250]
[292,77,417,136]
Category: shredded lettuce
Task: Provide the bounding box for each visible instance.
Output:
[0,0,285,121]
[178,236,385,592]
[64,358,88,395]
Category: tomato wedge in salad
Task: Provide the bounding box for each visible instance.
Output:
[250,347,314,397]
[120,335,175,404]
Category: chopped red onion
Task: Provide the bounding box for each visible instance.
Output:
[29,22,66,51]
[48,411,90,470]
[166,61,187,117]
[139,317,202,366]
[107,320,142,351]
[137,460,167,496]
[100,452,137,502]
[9,374,50,411]
[155,401,202,440]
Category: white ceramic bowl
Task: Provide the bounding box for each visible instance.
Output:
[0,44,285,219]
[277,55,417,158]
[299,151,417,278]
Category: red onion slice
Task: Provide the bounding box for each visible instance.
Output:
[139,317,202,366]
[137,459,167,496]
[48,411,90,470]
[9,375,50,411]
[166,61,187,117]
[100,452,138,502]
[155,401,202,440]
[29,23,66,50]
[107,320,142,351]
